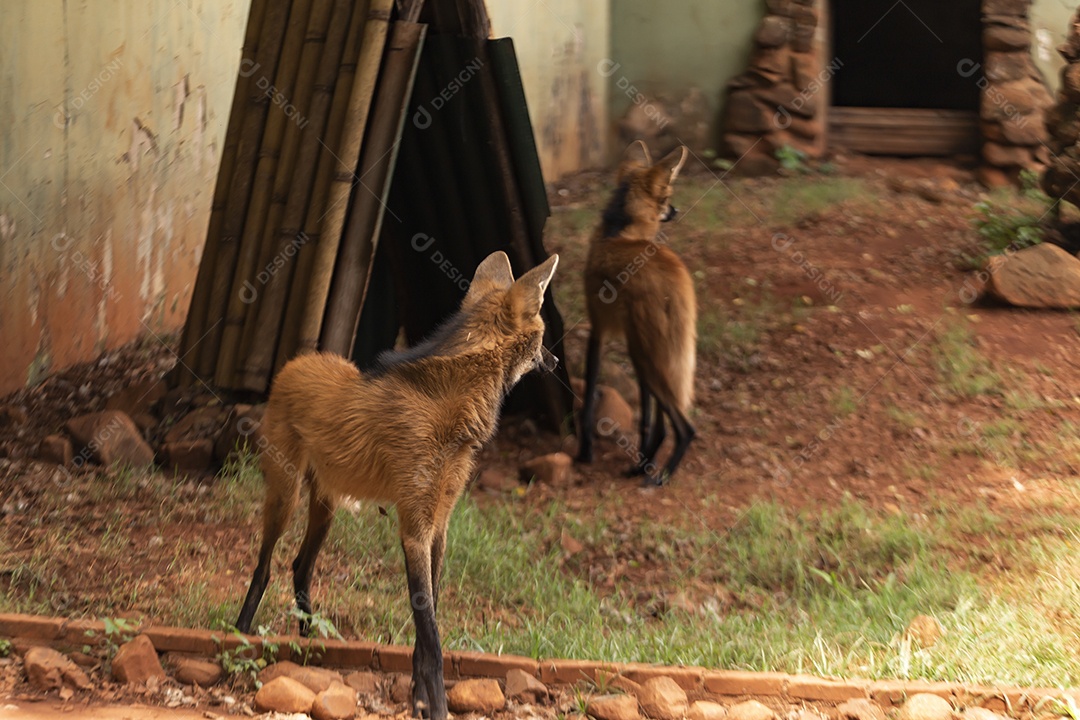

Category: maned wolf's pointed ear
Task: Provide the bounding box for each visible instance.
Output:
[507,254,559,318]
[654,145,689,185]
[617,140,652,182]
[466,251,515,301]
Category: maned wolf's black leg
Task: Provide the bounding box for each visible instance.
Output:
[292,490,335,636]
[634,406,667,478]
[576,332,603,464]
[403,537,446,720]
[644,402,696,486]
[236,537,276,634]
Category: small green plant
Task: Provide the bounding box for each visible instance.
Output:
[972,200,1043,256]
[84,616,139,659]
[775,144,809,174]
[287,608,342,666]
[216,624,280,686]
[0,638,11,657]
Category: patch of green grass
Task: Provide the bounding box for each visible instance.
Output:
[933,321,1001,398]
[697,294,780,372]
[769,177,878,227]
[830,386,858,417]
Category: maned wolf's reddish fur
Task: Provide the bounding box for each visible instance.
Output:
[235,251,559,720]
[576,141,696,485]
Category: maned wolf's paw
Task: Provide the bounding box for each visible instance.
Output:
[623,464,648,478]
[641,472,667,488]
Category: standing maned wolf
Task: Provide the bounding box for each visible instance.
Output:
[577,141,696,486]
[235,251,559,720]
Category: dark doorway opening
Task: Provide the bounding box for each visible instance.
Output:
[831,0,983,110]
[827,0,983,155]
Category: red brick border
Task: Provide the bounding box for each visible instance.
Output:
[2,613,1077,713]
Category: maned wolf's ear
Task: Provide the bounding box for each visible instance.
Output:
[617,140,652,182]
[653,146,689,186]
[466,251,515,301]
[506,254,559,318]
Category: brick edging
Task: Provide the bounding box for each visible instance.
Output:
[2,613,1076,712]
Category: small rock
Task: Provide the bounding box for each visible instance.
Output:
[65,411,155,468]
[976,166,1011,189]
[560,529,585,556]
[688,701,728,720]
[728,700,776,720]
[447,678,505,714]
[898,693,954,720]
[170,655,223,687]
[636,676,688,720]
[312,680,359,720]
[111,634,167,684]
[258,660,303,685]
[161,439,215,473]
[595,386,634,439]
[984,243,1080,309]
[0,405,28,428]
[520,452,573,486]
[39,435,73,467]
[255,676,317,715]
[105,380,168,418]
[904,614,943,648]
[345,670,380,695]
[258,661,343,694]
[387,673,411,704]
[475,468,517,493]
[588,694,641,720]
[23,646,92,692]
[213,404,265,462]
[164,406,229,444]
[837,699,887,720]
[505,668,548,703]
[960,708,1008,720]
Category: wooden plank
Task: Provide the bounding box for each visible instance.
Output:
[296,0,395,355]
[829,107,979,155]
[320,20,428,356]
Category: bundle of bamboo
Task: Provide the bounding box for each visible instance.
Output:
[175,0,571,430]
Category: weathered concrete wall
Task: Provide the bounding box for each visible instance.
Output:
[608,0,761,151]
[0,1,249,397]
[486,0,611,179]
[1031,0,1075,87]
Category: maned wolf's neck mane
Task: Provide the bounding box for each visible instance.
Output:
[370,312,467,375]
[600,181,632,238]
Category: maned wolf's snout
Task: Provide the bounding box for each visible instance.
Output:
[661,205,678,222]
[539,346,559,373]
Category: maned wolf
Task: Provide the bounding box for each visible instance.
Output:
[235,251,559,720]
[576,141,696,486]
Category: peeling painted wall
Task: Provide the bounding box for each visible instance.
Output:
[0,1,249,396]
[486,0,611,180]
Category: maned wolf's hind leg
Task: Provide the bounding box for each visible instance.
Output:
[236,458,303,633]
[644,401,696,487]
[401,527,447,720]
[292,485,336,636]
[576,332,603,464]
[625,375,665,477]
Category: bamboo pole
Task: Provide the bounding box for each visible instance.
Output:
[196,0,294,381]
[273,0,369,372]
[174,0,269,388]
[234,0,354,392]
[213,0,317,388]
[320,21,427,356]
[295,0,395,355]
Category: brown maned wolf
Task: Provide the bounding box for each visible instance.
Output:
[576,141,696,486]
[235,251,559,720]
